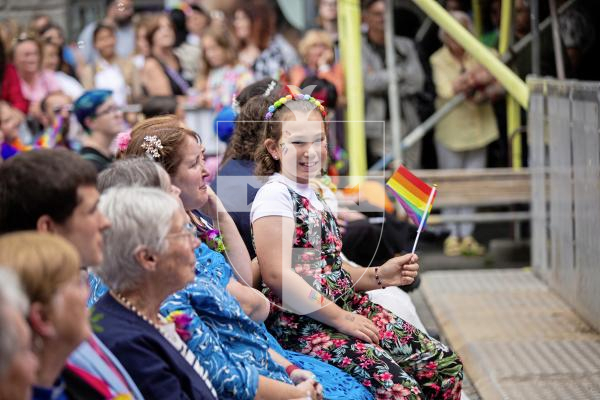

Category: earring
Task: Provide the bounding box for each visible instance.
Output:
[273,155,279,160]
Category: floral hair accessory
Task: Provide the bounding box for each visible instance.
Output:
[263,80,277,97]
[165,311,193,342]
[264,93,327,120]
[141,135,163,159]
[116,130,132,152]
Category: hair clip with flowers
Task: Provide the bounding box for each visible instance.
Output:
[264,93,327,120]
[141,135,163,159]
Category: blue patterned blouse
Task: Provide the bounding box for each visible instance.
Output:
[87,242,372,399]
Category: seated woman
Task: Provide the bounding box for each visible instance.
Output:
[251,92,464,398]
[90,158,326,399]
[92,186,218,399]
[0,232,142,399]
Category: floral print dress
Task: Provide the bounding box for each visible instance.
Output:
[260,186,464,400]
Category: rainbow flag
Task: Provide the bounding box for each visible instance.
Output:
[386,165,437,227]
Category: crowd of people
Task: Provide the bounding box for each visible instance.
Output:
[1,0,597,398]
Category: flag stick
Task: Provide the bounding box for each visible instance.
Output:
[411,185,437,254]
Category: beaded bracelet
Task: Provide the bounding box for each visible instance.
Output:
[374,267,385,289]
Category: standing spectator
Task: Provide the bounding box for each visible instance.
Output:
[361,0,426,168]
[77,0,135,64]
[175,5,211,83]
[74,89,125,171]
[0,268,38,400]
[80,23,141,106]
[431,11,500,257]
[40,42,84,100]
[142,14,190,97]
[12,34,60,122]
[232,0,299,79]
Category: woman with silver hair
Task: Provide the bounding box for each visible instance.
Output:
[0,268,38,400]
[91,186,217,399]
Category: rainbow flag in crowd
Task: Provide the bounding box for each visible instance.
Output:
[386,165,437,228]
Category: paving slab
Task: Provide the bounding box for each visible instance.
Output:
[421,269,600,400]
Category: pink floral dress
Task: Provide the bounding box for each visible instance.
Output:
[261,187,463,399]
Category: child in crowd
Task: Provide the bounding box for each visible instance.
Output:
[251,90,464,399]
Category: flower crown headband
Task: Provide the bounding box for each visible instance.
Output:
[264,93,327,120]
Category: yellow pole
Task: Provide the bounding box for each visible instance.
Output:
[412,0,529,109]
[471,0,482,38]
[338,0,367,182]
[498,0,523,169]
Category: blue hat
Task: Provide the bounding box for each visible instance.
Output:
[214,106,237,143]
[73,89,112,133]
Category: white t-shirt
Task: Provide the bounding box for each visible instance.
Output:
[251,173,324,223]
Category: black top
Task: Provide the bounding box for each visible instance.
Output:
[93,294,217,400]
[211,159,262,259]
[80,147,113,172]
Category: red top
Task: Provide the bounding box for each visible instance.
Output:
[1,64,29,113]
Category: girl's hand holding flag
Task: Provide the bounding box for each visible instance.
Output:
[377,253,420,287]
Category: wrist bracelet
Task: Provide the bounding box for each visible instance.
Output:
[374,267,385,289]
[286,364,301,376]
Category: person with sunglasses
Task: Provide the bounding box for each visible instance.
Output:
[73,89,125,171]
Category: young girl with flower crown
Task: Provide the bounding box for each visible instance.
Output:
[251,91,464,399]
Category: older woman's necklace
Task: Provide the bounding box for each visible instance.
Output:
[110,291,164,332]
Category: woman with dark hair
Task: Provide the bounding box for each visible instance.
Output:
[141,14,190,97]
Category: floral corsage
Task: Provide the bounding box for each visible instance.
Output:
[198,228,226,253]
[165,311,193,342]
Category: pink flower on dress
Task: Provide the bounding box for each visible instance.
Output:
[340,357,352,367]
[362,379,372,387]
[315,349,332,361]
[381,330,395,340]
[354,342,367,353]
[332,339,348,347]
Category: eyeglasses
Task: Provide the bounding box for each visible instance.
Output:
[93,105,122,118]
[167,222,198,241]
